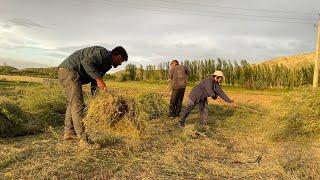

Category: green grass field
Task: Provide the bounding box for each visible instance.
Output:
[0,80,319,179]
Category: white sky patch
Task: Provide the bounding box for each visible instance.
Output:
[0,0,319,68]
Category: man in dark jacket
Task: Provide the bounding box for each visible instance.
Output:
[179,70,237,127]
[168,60,190,118]
[58,46,128,147]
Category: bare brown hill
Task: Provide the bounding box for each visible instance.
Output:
[257,52,316,69]
[0,66,18,71]
[112,70,126,76]
[16,67,58,73]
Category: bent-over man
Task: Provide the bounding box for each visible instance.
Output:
[58,46,128,147]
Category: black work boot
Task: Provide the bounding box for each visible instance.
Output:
[179,122,186,127]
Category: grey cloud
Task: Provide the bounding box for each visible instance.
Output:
[225,38,315,62]
[47,52,69,59]
[253,44,267,49]
[2,24,12,29]
[8,18,48,29]
[55,45,92,53]
[55,43,116,54]
[1,0,319,69]
[0,43,52,51]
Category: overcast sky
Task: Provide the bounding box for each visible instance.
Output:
[0,0,319,72]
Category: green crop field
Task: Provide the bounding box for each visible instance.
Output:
[0,80,319,179]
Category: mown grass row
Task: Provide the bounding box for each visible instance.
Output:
[0,81,320,179]
[0,82,66,137]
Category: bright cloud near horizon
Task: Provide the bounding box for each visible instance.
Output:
[0,0,319,72]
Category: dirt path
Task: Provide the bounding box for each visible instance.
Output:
[0,75,59,83]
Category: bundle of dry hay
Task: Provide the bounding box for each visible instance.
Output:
[83,90,167,147]
[0,97,24,136]
[273,88,320,141]
[136,92,167,119]
[0,84,66,137]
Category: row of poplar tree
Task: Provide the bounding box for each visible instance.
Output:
[124,58,315,89]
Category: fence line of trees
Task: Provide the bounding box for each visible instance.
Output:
[123,59,315,89]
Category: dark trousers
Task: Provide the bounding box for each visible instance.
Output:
[179,98,208,125]
[58,69,87,140]
[169,88,185,117]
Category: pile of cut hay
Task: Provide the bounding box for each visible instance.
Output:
[0,97,24,136]
[0,84,67,137]
[19,85,66,126]
[83,90,167,147]
[273,87,320,141]
[136,92,167,119]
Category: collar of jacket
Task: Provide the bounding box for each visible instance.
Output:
[105,51,113,67]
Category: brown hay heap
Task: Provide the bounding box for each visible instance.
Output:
[83,90,167,147]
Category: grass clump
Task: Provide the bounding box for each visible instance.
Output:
[136,92,167,119]
[273,87,320,141]
[0,83,66,137]
[18,84,66,127]
[0,97,25,136]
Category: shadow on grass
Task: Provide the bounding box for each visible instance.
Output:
[183,104,236,126]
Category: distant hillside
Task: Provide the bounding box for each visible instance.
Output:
[112,70,126,76]
[257,52,316,69]
[0,66,58,79]
[0,66,18,71]
[0,58,48,69]
[16,67,58,73]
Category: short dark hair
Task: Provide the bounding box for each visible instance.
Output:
[112,46,128,61]
[170,60,179,65]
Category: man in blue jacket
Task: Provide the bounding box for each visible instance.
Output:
[58,46,128,147]
[179,70,237,127]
